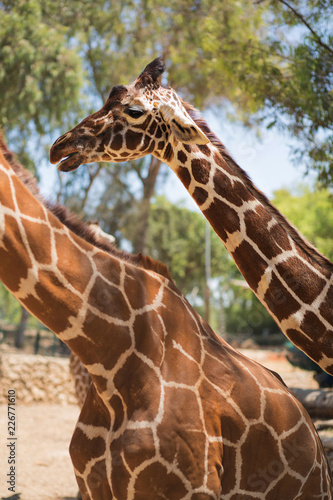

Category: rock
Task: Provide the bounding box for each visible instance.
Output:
[0,353,76,404]
[292,388,333,419]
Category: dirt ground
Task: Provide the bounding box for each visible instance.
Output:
[0,403,80,500]
[0,349,331,500]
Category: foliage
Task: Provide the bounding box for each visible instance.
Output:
[0,1,272,178]
[85,164,138,244]
[0,285,21,325]
[272,184,333,261]
[0,0,83,145]
[223,286,280,337]
[1,0,267,134]
[145,196,230,293]
[0,284,41,330]
[256,0,333,186]
[1,0,333,183]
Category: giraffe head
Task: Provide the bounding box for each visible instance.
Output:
[50,58,209,171]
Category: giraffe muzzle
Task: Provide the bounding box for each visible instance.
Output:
[50,133,85,172]
[55,152,83,172]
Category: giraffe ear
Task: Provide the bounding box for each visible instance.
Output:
[160,104,209,145]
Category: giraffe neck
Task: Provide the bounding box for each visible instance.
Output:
[0,151,170,397]
[161,133,333,372]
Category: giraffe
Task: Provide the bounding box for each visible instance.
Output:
[0,132,90,410]
[69,350,91,408]
[69,223,116,408]
[69,226,116,408]
[1,139,332,498]
[50,57,333,375]
[0,138,98,430]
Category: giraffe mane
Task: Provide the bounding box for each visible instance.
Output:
[184,102,333,273]
[0,134,172,282]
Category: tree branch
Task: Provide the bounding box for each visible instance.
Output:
[86,36,105,102]
[130,160,144,182]
[276,0,333,56]
[79,163,103,212]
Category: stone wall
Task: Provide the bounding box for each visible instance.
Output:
[0,353,77,404]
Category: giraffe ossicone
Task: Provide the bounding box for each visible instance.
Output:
[1,136,331,497]
[51,57,333,375]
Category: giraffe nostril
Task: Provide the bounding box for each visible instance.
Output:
[50,132,77,164]
[53,132,72,146]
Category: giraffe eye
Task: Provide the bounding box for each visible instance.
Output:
[124,106,145,119]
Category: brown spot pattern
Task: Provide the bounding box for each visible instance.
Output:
[232,241,267,291]
[191,158,211,184]
[205,198,240,242]
[88,276,131,320]
[213,170,252,207]
[0,215,31,292]
[177,149,187,164]
[111,134,123,150]
[276,257,326,304]
[264,272,300,321]
[198,144,211,156]
[113,353,161,422]
[193,186,209,205]
[320,285,333,323]
[177,165,191,189]
[244,207,291,259]
[126,130,142,150]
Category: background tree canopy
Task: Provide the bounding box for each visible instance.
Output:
[0,0,332,341]
[2,0,332,184]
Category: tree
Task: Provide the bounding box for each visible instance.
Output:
[0,285,41,348]
[15,306,29,348]
[254,0,333,186]
[272,184,333,261]
[144,197,228,291]
[2,0,333,189]
[84,163,138,244]
[0,0,83,158]
[1,0,276,253]
[223,286,280,337]
[0,285,21,325]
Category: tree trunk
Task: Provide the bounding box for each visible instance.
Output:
[132,156,161,254]
[15,306,29,348]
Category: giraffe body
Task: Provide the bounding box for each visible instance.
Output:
[0,139,331,497]
[50,58,333,374]
[71,335,331,500]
